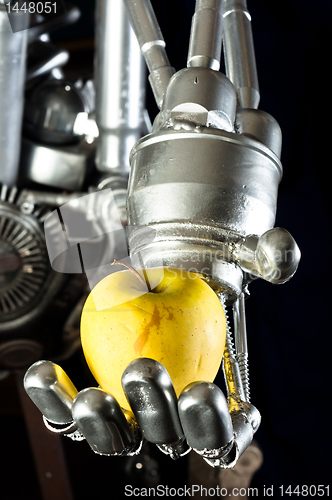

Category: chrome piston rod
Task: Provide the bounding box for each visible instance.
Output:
[123,0,174,109]
[95,0,146,175]
[187,0,224,71]
[223,0,260,109]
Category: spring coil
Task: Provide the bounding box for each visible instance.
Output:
[218,293,235,355]
[219,292,251,404]
[237,352,250,403]
[233,292,251,403]
[219,294,241,411]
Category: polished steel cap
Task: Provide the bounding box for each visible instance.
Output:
[122,358,186,452]
[178,382,233,451]
[24,360,78,425]
[72,387,140,456]
[161,67,237,131]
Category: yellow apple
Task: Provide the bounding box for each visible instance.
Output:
[80,266,226,411]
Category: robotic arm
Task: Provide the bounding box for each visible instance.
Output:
[23,0,300,471]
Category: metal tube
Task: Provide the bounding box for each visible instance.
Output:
[223,0,260,109]
[0,2,27,186]
[187,0,224,71]
[123,0,174,109]
[94,0,146,175]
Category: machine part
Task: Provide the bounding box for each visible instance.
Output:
[122,358,190,459]
[22,70,96,190]
[128,222,244,301]
[178,382,234,453]
[0,185,55,327]
[234,228,301,284]
[95,0,146,175]
[126,0,301,301]
[235,108,282,157]
[160,67,237,131]
[223,324,246,411]
[127,128,282,236]
[222,403,261,468]
[24,360,78,426]
[24,79,92,145]
[123,0,174,109]
[0,1,28,186]
[191,297,261,469]
[220,297,245,410]
[187,0,224,70]
[217,298,260,467]
[127,126,282,296]
[125,0,286,298]
[72,387,142,456]
[199,402,261,469]
[42,416,82,440]
[233,293,250,402]
[20,136,95,191]
[223,0,259,109]
[156,0,236,132]
[0,184,83,369]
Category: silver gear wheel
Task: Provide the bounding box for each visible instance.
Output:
[0,184,52,323]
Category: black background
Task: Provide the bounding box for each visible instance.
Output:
[1,0,331,498]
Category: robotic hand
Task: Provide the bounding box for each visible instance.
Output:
[23,0,301,471]
[24,349,260,469]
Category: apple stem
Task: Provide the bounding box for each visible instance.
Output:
[111,259,152,291]
[141,268,152,292]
